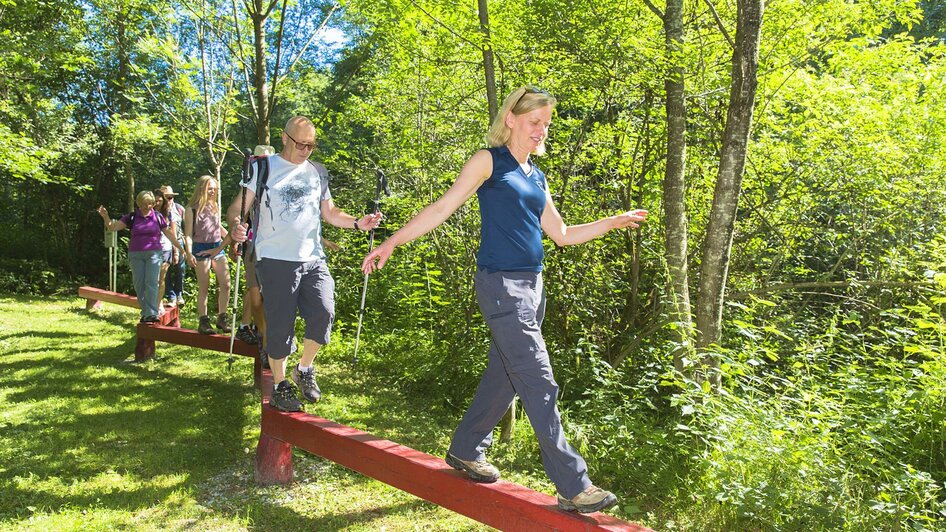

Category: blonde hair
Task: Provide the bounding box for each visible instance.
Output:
[187,175,219,215]
[485,86,557,155]
[135,190,155,209]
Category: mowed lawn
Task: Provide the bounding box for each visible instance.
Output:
[0,294,490,531]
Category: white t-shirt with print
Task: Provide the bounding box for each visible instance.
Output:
[243,154,333,262]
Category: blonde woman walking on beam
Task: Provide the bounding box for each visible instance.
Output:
[183,175,232,335]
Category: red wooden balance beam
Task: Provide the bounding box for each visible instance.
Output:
[78,286,180,327]
[136,323,262,385]
[255,371,652,532]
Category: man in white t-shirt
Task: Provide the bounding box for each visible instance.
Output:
[228,116,382,411]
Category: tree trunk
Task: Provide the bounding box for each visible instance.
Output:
[695,0,764,387]
[252,1,271,145]
[116,12,134,212]
[661,0,694,375]
[477,0,515,444]
[478,0,498,121]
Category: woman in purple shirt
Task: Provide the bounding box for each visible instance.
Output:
[98,190,184,322]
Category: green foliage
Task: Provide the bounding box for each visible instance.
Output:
[2,0,945,528]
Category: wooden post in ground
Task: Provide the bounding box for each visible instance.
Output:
[255,433,293,485]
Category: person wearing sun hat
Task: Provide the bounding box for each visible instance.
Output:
[160,184,187,307]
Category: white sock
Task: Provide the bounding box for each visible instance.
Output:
[297,364,313,373]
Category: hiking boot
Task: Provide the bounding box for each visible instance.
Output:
[197,315,215,335]
[259,349,270,370]
[270,380,303,412]
[140,315,159,324]
[445,453,500,483]
[235,324,258,345]
[216,312,232,333]
[557,485,618,513]
[291,365,321,403]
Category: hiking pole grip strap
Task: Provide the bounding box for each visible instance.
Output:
[237,148,253,257]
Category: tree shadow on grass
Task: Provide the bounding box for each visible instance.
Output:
[0,328,255,522]
[1,295,489,529]
[67,304,144,330]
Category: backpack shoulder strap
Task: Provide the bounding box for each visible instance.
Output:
[250,156,270,232]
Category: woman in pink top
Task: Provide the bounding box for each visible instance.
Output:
[183,175,232,335]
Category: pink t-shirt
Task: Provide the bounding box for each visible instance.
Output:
[191,205,222,243]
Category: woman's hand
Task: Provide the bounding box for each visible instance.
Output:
[97,206,109,222]
[186,253,197,268]
[197,245,225,259]
[362,240,395,275]
[611,209,649,230]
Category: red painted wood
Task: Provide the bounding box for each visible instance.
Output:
[256,371,651,532]
[79,286,179,326]
[79,286,140,308]
[135,337,155,362]
[136,324,258,357]
[255,433,293,486]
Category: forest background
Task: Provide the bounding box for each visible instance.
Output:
[2,0,946,529]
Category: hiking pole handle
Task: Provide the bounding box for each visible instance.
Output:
[237,148,253,258]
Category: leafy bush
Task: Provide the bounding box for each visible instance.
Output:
[0,258,85,295]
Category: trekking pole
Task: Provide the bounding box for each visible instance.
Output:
[228,148,253,370]
[353,168,390,368]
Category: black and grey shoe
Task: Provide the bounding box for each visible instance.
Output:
[235,325,258,345]
[140,315,159,324]
[258,348,270,370]
[270,380,303,412]
[291,365,322,403]
[197,315,215,335]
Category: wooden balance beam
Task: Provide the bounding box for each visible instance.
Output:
[136,323,262,384]
[255,371,651,532]
[79,286,179,327]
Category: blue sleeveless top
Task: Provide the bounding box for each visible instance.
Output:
[476,146,548,272]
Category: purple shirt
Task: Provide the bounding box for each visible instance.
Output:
[119,209,168,252]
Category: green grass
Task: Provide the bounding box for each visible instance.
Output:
[0,294,497,531]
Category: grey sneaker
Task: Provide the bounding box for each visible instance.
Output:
[291,365,321,403]
[445,453,500,483]
[197,315,215,334]
[270,380,303,412]
[235,325,258,344]
[557,485,617,513]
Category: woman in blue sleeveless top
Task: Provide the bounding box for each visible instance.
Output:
[362,86,647,514]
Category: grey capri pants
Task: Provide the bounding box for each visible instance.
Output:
[255,258,335,358]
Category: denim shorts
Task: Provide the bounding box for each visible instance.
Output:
[192,241,224,261]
